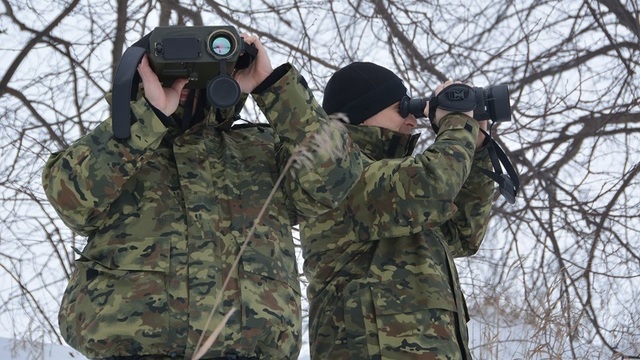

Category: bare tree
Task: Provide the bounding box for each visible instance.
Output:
[0,0,638,359]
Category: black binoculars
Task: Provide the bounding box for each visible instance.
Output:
[399,84,511,122]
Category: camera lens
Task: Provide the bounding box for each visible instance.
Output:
[207,30,237,59]
[210,35,232,56]
[207,75,241,108]
[486,84,512,122]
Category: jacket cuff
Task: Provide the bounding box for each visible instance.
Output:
[144,97,177,128]
[437,113,479,137]
[435,113,478,151]
[125,97,171,148]
[252,64,292,95]
[251,64,318,143]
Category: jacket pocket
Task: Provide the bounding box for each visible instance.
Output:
[240,228,301,295]
[370,278,457,315]
[369,279,461,358]
[238,242,302,358]
[59,237,172,358]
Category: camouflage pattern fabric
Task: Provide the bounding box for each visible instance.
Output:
[301,115,495,360]
[42,64,362,359]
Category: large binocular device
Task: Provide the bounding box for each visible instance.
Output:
[112,25,257,140]
[399,83,518,204]
[399,83,512,123]
[148,26,257,107]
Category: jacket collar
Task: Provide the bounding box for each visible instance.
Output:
[211,93,249,131]
[174,93,249,136]
[346,124,419,160]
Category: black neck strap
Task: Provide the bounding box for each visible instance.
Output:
[111,33,151,140]
[478,125,520,204]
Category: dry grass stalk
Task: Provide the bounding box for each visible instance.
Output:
[191,119,344,359]
[192,307,237,360]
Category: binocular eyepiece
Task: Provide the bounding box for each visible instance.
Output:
[399,84,512,123]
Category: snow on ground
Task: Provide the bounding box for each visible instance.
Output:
[0,337,85,360]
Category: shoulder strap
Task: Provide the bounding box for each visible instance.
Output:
[111,33,151,140]
[477,127,520,204]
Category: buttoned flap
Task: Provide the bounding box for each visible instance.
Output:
[236,142,280,193]
[240,241,301,296]
[223,127,279,178]
[74,236,172,274]
[370,278,458,315]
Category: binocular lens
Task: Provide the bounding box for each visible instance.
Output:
[210,34,233,56]
[399,96,427,118]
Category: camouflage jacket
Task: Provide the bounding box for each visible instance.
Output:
[301,115,495,359]
[42,64,362,359]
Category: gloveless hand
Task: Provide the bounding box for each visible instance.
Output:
[234,33,273,93]
[137,54,189,116]
[431,80,474,127]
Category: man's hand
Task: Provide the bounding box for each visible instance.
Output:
[137,54,189,116]
[475,120,489,150]
[430,80,474,127]
[428,80,488,150]
[234,34,273,93]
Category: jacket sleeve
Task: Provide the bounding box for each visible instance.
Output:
[440,147,495,257]
[348,114,480,240]
[252,64,363,220]
[41,96,169,236]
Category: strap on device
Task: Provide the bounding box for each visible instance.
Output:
[236,41,258,70]
[111,33,152,140]
[428,83,476,121]
[478,126,520,204]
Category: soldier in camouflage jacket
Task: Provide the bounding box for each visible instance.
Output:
[42,35,362,360]
[301,62,495,359]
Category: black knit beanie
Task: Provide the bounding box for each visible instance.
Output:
[323,62,407,125]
